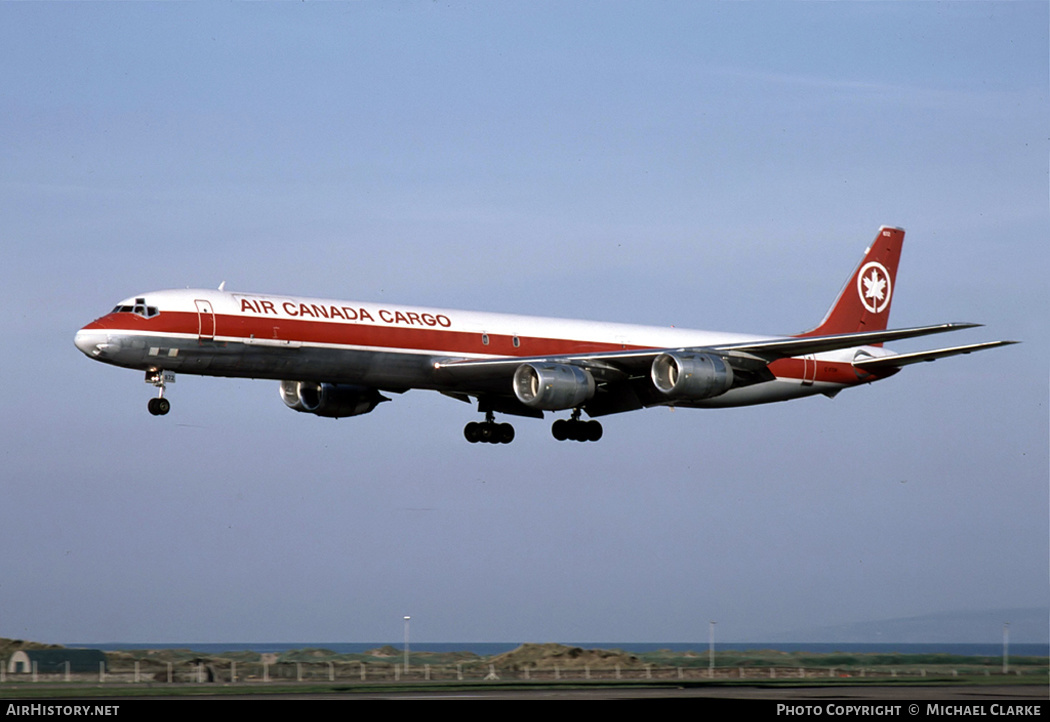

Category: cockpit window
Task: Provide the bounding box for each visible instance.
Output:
[112,297,159,318]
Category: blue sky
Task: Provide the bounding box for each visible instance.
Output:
[2,2,1046,645]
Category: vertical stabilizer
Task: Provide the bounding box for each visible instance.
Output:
[799,226,904,338]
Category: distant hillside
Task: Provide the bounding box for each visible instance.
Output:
[0,637,65,660]
[761,608,1048,644]
[488,643,640,670]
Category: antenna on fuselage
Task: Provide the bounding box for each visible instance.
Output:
[218,281,226,291]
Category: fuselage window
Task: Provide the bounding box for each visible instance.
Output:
[481,333,489,346]
[513,336,520,348]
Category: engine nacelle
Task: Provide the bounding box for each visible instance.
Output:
[280,380,388,418]
[513,363,596,410]
[651,352,734,401]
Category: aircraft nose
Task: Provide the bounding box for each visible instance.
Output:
[75,327,109,357]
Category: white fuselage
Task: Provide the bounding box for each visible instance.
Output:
[75,287,882,410]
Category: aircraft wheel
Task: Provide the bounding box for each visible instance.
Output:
[148,398,170,416]
[464,422,481,443]
[587,420,603,442]
[498,423,515,444]
[573,421,587,442]
[552,419,568,441]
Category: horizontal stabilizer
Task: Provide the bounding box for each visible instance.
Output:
[853,341,1018,371]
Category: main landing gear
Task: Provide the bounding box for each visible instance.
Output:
[464,411,515,444]
[145,369,174,416]
[552,409,603,442]
[462,409,603,443]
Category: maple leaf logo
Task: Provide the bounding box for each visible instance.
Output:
[863,269,886,303]
[856,262,892,313]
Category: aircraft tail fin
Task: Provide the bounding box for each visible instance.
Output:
[799,226,904,339]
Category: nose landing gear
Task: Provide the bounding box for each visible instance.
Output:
[145,369,175,416]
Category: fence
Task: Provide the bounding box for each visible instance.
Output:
[1,659,1041,685]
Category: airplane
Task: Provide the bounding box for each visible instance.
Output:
[74,226,1015,443]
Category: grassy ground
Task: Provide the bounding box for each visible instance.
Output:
[2,642,1046,698]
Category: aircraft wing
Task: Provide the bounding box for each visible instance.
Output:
[431,322,1015,417]
[433,322,990,377]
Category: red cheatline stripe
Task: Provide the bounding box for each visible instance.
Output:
[85,311,644,358]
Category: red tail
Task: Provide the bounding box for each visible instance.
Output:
[800,226,904,338]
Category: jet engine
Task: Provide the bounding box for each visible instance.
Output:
[513,363,596,410]
[651,352,734,400]
[280,380,389,418]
